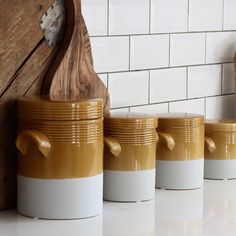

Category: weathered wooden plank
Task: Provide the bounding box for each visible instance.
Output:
[0,0,52,96]
[0,40,56,209]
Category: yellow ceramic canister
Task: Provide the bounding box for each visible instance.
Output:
[16,96,103,219]
[103,113,158,202]
[205,120,236,179]
[156,113,204,190]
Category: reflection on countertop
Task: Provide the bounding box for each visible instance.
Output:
[1,180,236,236]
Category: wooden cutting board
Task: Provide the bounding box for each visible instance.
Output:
[0,0,57,209]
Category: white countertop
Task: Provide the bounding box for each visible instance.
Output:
[1,180,236,236]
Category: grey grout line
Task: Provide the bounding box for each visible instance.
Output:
[168,34,171,67]
[149,0,152,34]
[128,36,131,71]
[187,0,190,32]
[204,98,207,117]
[148,70,151,104]
[204,32,207,64]
[186,67,189,99]
[107,0,109,36]
[96,61,234,75]
[111,93,235,111]
[89,29,236,38]
[107,73,109,90]
[222,0,225,30]
[221,63,224,94]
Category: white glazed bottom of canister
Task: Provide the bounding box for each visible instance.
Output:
[204,159,236,180]
[103,169,155,202]
[156,159,204,190]
[17,174,103,220]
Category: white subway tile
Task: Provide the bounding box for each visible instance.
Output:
[170,33,205,67]
[109,0,149,35]
[189,0,223,32]
[206,95,236,119]
[150,68,187,103]
[151,0,188,33]
[108,71,149,108]
[97,74,108,87]
[130,35,169,70]
[169,98,205,115]
[130,103,168,114]
[224,0,236,30]
[188,65,222,99]
[91,36,129,73]
[111,108,130,113]
[206,32,236,63]
[82,0,107,36]
[223,63,235,94]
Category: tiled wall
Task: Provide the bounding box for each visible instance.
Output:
[82,0,236,119]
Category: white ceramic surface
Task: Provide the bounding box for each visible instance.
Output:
[17,174,103,219]
[156,159,204,190]
[206,94,236,120]
[104,169,155,202]
[151,0,188,33]
[204,159,236,180]
[170,33,205,67]
[1,180,236,235]
[188,65,222,99]
[188,0,223,32]
[150,67,187,103]
[169,98,205,115]
[90,36,129,73]
[109,71,149,109]
[206,32,236,63]
[224,0,236,30]
[130,35,169,70]
[82,0,108,36]
[109,0,149,35]
[130,103,168,114]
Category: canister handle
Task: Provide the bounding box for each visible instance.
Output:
[158,132,175,151]
[205,136,216,154]
[16,130,51,158]
[104,136,121,157]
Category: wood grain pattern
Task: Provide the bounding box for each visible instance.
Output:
[43,0,110,112]
[0,0,57,209]
[0,40,56,209]
[0,0,52,96]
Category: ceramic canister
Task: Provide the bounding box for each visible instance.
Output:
[16,96,103,219]
[156,113,204,190]
[205,120,236,180]
[103,113,158,202]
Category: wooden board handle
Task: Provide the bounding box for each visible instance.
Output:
[43,0,110,111]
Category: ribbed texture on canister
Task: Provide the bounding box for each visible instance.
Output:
[18,96,103,121]
[157,113,204,142]
[159,128,204,142]
[19,118,103,143]
[205,120,236,133]
[158,113,204,128]
[104,113,158,144]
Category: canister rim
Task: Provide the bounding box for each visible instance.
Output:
[157,113,204,127]
[17,96,103,121]
[205,119,236,132]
